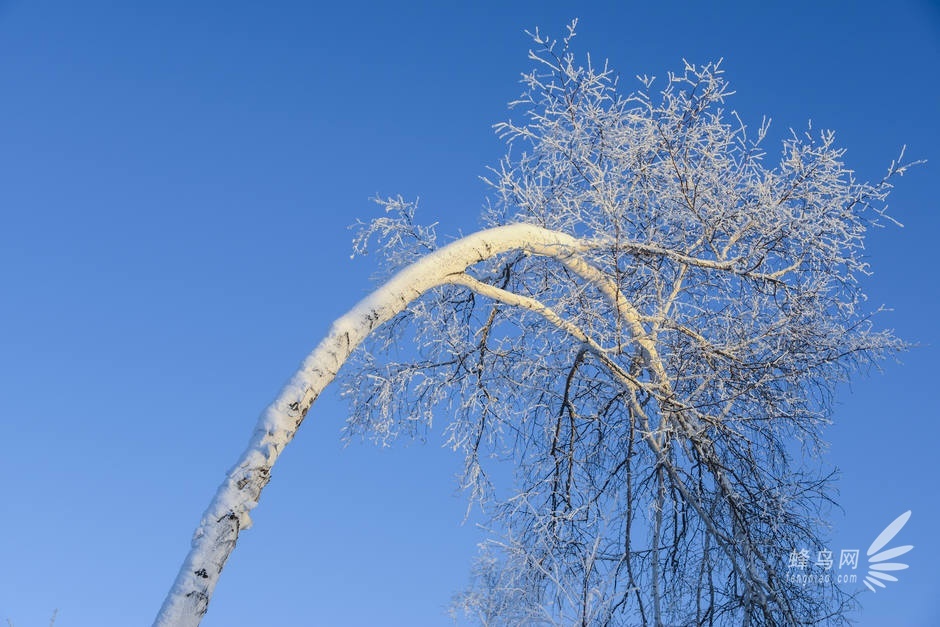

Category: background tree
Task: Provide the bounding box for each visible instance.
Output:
[157,23,913,626]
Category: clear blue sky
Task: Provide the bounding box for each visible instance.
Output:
[1,1,938,625]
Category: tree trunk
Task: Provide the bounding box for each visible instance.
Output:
[154,223,583,626]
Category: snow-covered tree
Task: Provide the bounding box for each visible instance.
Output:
[156,23,914,626]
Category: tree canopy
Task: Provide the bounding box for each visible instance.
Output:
[346,24,911,625]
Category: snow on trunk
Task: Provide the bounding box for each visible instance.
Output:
[154,223,583,626]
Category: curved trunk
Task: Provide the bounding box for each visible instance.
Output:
[154,223,584,626]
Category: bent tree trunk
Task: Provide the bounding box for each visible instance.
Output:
[154,223,588,626]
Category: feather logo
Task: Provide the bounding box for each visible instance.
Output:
[863,510,913,592]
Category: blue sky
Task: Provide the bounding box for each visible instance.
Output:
[1,1,938,625]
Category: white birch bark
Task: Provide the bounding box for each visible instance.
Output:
[154,223,586,627]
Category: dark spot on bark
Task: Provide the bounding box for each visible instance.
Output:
[194,568,209,579]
